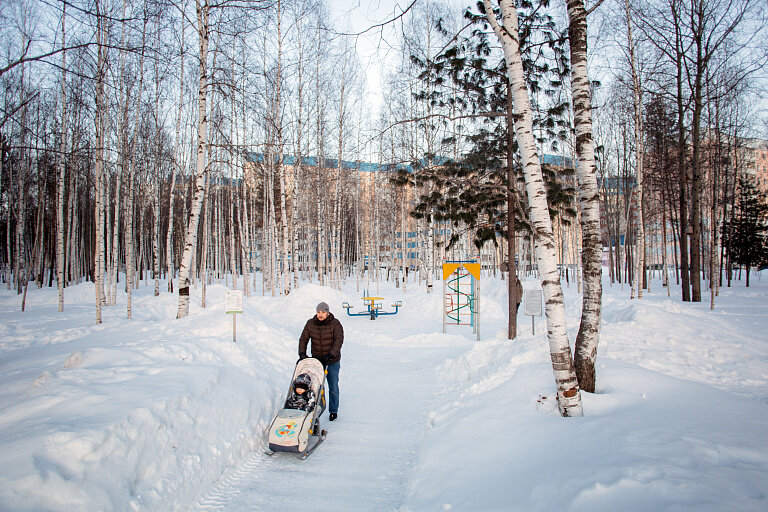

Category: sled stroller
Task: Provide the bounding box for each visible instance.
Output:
[265,357,327,459]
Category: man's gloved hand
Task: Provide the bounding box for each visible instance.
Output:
[319,354,331,367]
[297,354,308,364]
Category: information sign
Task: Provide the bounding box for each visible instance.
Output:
[226,290,243,314]
[225,290,243,343]
[524,289,542,316]
[523,289,542,335]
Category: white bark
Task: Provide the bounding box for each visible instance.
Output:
[625,0,645,300]
[125,16,146,319]
[483,0,582,416]
[568,0,602,393]
[275,0,291,296]
[177,0,210,319]
[168,13,185,292]
[201,173,211,307]
[56,5,67,311]
[93,3,107,323]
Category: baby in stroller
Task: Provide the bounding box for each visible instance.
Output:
[284,373,316,411]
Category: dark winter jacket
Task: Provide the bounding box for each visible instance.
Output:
[284,388,316,411]
[299,312,344,365]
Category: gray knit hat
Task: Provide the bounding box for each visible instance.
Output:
[316,301,330,313]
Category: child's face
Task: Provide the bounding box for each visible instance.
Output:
[296,387,306,394]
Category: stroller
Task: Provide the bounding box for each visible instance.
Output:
[265,357,327,459]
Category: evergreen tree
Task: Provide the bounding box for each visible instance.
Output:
[395,0,573,247]
[393,0,574,340]
[722,174,768,286]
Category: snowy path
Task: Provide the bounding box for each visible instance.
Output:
[193,329,470,512]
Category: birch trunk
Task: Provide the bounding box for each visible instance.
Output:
[567,0,602,391]
[56,5,68,311]
[93,4,107,323]
[292,16,305,291]
[228,164,238,289]
[625,0,645,300]
[1,139,7,288]
[484,0,582,416]
[168,15,185,292]
[331,55,347,289]
[109,162,122,305]
[201,172,210,307]
[177,0,210,319]
[16,63,27,295]
[316,94,325,285]
[109,6,128,306]
[125,18,146,318]
[66,151,77,284]
[275,0,290,295]
[153,179,160,296]
[426,210,434,292]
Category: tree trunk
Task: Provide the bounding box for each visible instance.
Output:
[484,0,582,416]
[568,0,602,392]
[177,0,210,319]
[93,4,107,323]
[168,14,185,293]
[625,0,645,301]
[506,82,518,339]
[673,6,691,301]
[56,5,68,311]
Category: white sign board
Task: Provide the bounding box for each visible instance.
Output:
[226,290,243,314]
[524,289,543,317]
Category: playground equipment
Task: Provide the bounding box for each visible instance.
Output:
[443,260,481,340]
[342,291,403,320]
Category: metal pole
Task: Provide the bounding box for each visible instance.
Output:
[233,314,237,343]
[442,269,446,334]
[476,273,480,341]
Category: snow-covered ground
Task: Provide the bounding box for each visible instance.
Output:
[1,271,767,511]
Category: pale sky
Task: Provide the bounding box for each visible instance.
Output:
[329,0,412,118]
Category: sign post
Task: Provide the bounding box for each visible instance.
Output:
[226,290,243,343]
[523,289,543,335]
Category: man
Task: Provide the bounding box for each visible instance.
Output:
[298,302,343,421]
[515,277,524,313]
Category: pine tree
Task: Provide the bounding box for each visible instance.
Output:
[722,175,768,287]
[396,0,573,338]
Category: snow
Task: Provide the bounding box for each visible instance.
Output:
[1,272,767,511]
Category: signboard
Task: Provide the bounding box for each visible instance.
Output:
[524,289,543,317]
[226,290,243,314]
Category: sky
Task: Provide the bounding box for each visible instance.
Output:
[327,0,466,121]
[328,0,415,118]
[329,0,768,140]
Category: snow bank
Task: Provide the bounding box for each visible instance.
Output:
[402,275,768,512]
[0,282,297,511]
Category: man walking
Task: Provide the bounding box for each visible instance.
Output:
[299,302,343,421]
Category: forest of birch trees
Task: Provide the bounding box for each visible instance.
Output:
[1,0,766,415]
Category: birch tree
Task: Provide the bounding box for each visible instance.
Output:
[56,3,68,312]
[566,0,602,392]
[177,0,211,319]
[168,4,186,293]
[93,0,108,324]
[624,0,646,300]
[483,0,583,416]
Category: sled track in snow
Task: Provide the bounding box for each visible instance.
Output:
[194,451,264,511]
